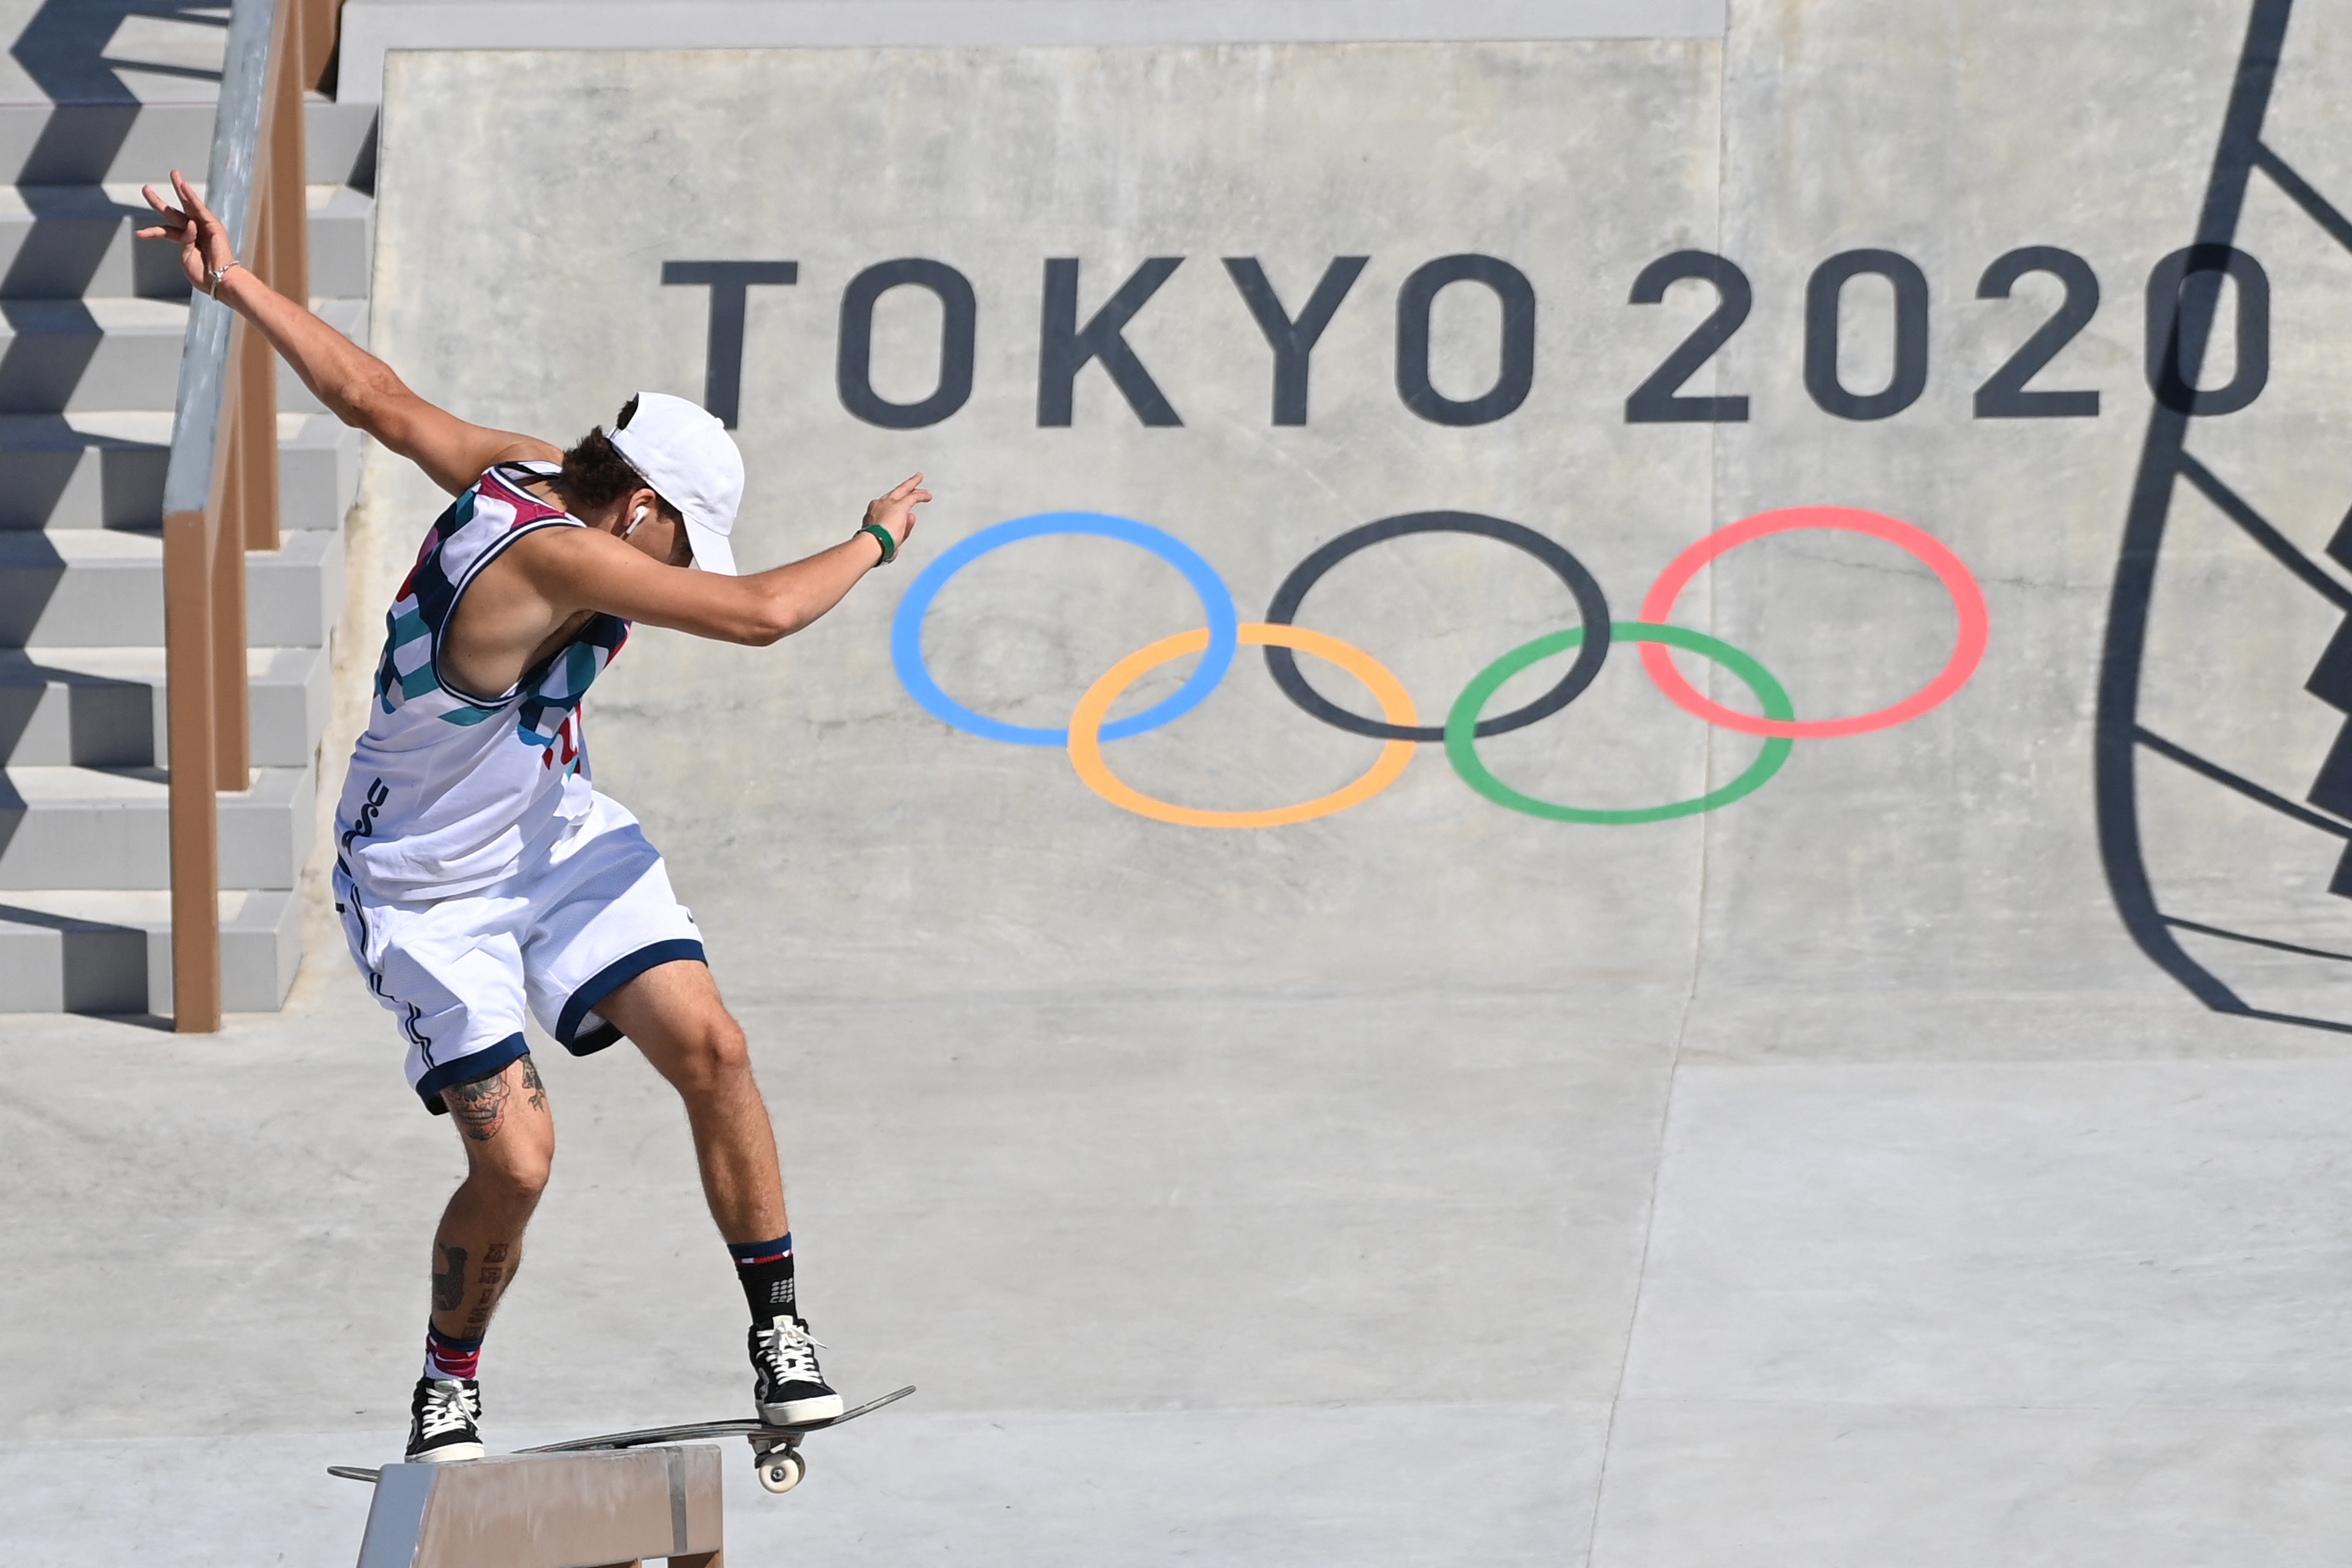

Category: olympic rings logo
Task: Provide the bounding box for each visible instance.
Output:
[891,505,1990,829]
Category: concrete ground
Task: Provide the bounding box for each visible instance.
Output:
[15,2,2352,1565]
[12,942,2351,1564]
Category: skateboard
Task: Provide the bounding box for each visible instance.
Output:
[328,1385,916,1495]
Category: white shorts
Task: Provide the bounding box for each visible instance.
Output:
[334,792,705,1113]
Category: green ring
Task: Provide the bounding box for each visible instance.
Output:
[1445,621,1796,825]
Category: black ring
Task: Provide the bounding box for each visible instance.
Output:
[1262,511,1612,742]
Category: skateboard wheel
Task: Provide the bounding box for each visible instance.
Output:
[756,1448,806,1494]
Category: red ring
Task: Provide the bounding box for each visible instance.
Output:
[1637,506,1989,739]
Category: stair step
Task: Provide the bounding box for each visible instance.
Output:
[0,764,314,890]
[0,887,299,1013]
[0,183,375,300]
[0,411,362,530]
[0,523,345,646]
[0,295,367,413]
[0,644,330,768]
[0,99,376,186]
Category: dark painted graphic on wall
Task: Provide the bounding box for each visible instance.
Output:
[2097,0,2352,1033]
[665,245,2264,434]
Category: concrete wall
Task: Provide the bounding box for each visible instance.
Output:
[361,11,2352,1033]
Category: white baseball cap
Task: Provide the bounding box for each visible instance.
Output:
[606,391,742,575]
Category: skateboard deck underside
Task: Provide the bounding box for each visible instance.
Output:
[520,1385,917,1452]
[328,1385,916,1484]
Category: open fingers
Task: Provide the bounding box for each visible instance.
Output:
[170,168,224,229]
[887,472,925,499]
[135,183,188,242]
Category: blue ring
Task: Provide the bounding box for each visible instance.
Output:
[892,511,1241,746]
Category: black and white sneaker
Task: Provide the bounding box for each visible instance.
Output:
[405,1377,485,1462]
[749,1317,844,1425]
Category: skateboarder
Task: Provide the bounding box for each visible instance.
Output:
[140,173,924,1463]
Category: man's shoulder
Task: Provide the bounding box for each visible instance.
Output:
[473,461,573,520]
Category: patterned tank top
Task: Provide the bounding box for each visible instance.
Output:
[334,461,631,900]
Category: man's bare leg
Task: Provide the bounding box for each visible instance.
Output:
[598,959,842,1420]
[429,1057,557,1341]
[597,960,784,1243]
[406,1055,555,1460]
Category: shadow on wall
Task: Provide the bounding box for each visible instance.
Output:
[2098,0,2352,1033]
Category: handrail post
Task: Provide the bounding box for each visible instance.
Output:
[271,0,312,312]
[164,484,228,1033]
[299,0,343,95]
[212,394,251,794]
[241,0,307,560]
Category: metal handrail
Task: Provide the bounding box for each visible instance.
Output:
[161,0,274,520]
[160,0,341,1031]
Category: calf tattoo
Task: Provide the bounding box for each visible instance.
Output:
[433,1244,467,1312]
[467,1242,510,1334]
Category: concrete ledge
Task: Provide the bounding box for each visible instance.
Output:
[0,764,313,891]
[340,0,1727,101]
[0,525,345,648]
[0,100,377,186]
[245,643,334,771]
[0,887,299,1013]
[357,1445,722,1568]
[0,184,375,303]
[147,887,304,1013]
[0,297,367,415]
[0,898,143,1011]
[249,524,347,649]
[0,650,154,766]
[0,412,359,531]
[0,646,329,770]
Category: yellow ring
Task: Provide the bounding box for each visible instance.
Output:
[1068,622,1420,828]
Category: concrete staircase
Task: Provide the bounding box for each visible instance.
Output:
[0,2,376,1013]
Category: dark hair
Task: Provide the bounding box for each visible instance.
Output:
[560,402,680,521]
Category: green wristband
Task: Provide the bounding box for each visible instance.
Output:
[859,520,898,565]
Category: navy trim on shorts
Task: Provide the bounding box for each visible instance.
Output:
[555,938,706,1056]
[415,1033,530,1115]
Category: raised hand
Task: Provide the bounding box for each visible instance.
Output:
[864,473,931,550]
[135,169,239,294]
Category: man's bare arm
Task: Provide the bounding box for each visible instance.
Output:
[138,171,551,493]
[515,475,930,646]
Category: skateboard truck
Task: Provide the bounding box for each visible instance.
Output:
[751,1434,805,1494]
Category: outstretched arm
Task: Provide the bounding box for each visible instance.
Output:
[516,475,933,646]
[138,171,553,494]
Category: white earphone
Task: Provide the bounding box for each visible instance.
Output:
[624,506,647,539]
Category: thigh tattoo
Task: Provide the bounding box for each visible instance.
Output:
[445,1073,512,1141]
